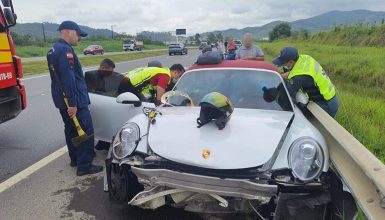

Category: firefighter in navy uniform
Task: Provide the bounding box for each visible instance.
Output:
[273,46,339,117]
[46,21,103,176]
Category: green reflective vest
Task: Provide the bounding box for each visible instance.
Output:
[125,67,171,99]
[288,55,336,101]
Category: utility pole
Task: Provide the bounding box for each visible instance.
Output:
[111,25,115,39]
[42,22,46,43]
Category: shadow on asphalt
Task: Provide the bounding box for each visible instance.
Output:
[56,175,203,220]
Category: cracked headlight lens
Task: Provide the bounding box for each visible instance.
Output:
[112,123,140,159]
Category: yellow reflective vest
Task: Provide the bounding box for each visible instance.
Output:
[288,55,336,101]
[125,67,171,99]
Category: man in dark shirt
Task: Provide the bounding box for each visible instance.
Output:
[85,58,123,97]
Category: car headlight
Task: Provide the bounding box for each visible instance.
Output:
[112,123,140,159]
[288,137,324,182]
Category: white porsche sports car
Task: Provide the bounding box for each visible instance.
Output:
[86,60,357,219]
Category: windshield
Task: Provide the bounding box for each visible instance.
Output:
[174,69,292,111]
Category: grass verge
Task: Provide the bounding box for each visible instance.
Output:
[16,39,167,58]
[22,50,167,76]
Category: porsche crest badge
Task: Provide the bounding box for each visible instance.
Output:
[202,149,211,159]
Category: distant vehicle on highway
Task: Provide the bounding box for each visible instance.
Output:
[234,39,242,49]
[83,45,104,55]
[199,41,208,50]
[168,43,188,55]
[123,39,143,51]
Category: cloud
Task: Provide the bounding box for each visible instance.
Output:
[13,0,385,35]
[231,6,251,14]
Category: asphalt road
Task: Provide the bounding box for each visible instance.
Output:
[0,49,204,220]
[21,49,168,62]
[0,50,200,183]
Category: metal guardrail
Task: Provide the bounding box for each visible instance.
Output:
[307,102,385,220]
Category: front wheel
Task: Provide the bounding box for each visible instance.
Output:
[106,160,143,204]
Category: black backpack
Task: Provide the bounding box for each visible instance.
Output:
[196,51,223,65]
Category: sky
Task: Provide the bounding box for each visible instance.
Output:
[11,0,385,35]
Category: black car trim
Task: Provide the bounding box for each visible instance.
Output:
[260,114,295,171]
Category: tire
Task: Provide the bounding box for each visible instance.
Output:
[106,161,143,204]
[169,53,172,56]
[84,52,87,55]
[101,51,104,55]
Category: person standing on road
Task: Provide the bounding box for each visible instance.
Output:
[117,64,185,105]
[272,46,339,117]
[235,33,264,61]
[46,21,103,176]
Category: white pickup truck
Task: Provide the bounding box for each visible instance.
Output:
[122,39,144,51]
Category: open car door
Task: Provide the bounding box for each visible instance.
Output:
[85,70,154,142]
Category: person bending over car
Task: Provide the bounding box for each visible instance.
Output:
[273,46,339,117]
[118,64,185,105]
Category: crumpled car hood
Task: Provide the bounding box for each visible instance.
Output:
[148,107,294,169]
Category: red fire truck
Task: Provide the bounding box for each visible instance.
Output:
[0,0,26,124]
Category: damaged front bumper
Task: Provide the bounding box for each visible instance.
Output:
[131,166,278,200]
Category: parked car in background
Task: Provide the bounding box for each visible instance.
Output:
[169,43,188,55]
[83,45,104,55]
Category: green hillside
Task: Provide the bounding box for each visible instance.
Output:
[304,25,385,47]
[202,10,385,39]
[11,22,119,40]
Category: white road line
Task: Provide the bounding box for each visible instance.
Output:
[0,146,68,194]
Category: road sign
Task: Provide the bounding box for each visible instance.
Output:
[176,29,186,35]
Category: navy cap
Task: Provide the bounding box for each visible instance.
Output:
[272,46,299,67]
[148,60,162,68]
[58,21,88,37]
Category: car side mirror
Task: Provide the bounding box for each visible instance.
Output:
[3,7,16,27]
[116,92,141,107]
